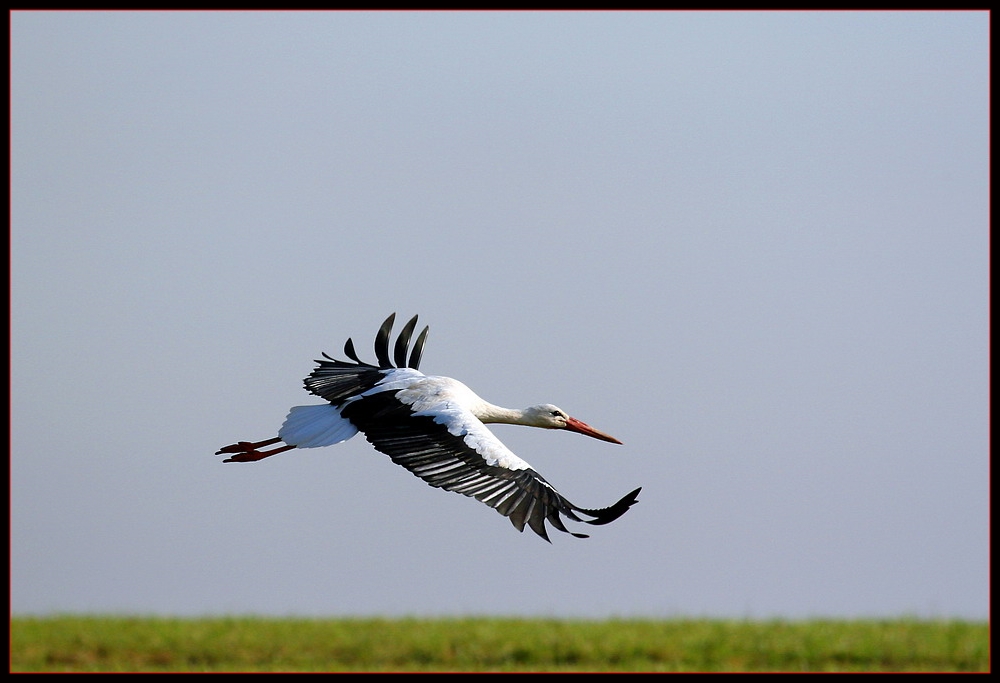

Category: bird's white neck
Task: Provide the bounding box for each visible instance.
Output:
[424,377,547,428]
[473,402,535,426]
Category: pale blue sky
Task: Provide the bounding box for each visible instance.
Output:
[11,10,988,619]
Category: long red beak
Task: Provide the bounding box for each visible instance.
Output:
[564,416,623,444]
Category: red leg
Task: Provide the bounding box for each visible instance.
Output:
[216,437,297,462]
[222,443,297,463]
[216,437,282,455]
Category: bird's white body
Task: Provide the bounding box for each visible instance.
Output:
[217,313,640,541]
[279,370,533,472]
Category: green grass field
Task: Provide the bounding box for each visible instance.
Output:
[9,616,989,672]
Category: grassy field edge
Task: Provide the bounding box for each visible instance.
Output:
[10,615,990,672]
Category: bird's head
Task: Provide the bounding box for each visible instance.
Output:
[524,404,623,444]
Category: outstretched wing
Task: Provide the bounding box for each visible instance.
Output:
[304,313,430,406]
[340,388,641,542]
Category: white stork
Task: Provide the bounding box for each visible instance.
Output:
[216,313,641,541]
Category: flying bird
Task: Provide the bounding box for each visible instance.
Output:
[216,313,640,541]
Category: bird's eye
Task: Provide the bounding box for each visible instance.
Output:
[551,410,564,418]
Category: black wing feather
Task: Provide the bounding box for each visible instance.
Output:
[343,338,364,365]
[394,315,419,369]
[409,326,429,370]
[304,313,429,405]
[373,313,395,368]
